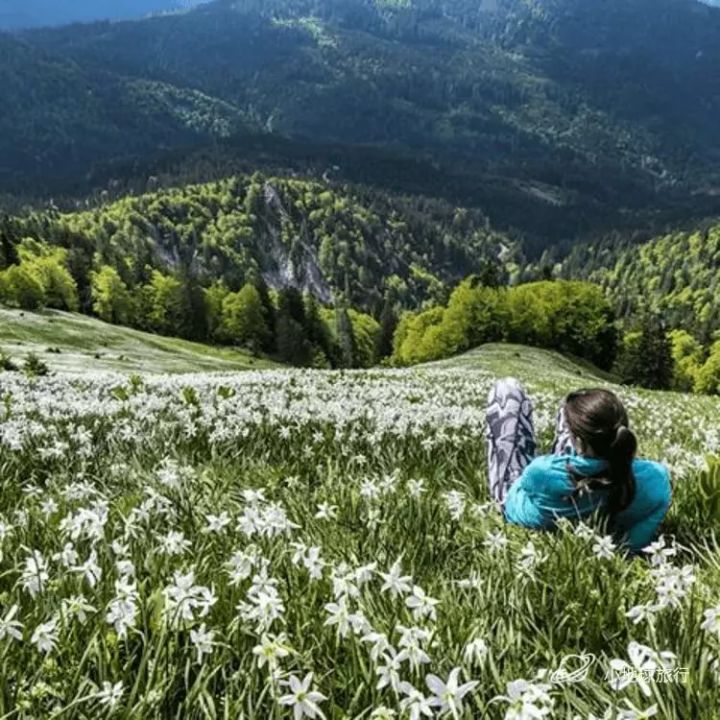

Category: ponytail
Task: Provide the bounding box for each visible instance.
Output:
[606,425,637,514]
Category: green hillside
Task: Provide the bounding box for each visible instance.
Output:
[0,306,278,373]
[3,0,720,382]
[1,172,509,313]
[432,342,619,384]
[555,220,720,340]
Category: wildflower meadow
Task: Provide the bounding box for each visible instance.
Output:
[1,346,719,719]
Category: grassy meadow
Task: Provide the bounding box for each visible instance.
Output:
[0,335,719,719]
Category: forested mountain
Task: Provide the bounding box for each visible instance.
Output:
[2,0,720,380]
[3,0,720,248]
[0,1,208,30]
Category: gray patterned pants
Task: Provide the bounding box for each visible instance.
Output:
[486,378,574,504]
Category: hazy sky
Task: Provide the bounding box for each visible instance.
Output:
[0,0,210,30]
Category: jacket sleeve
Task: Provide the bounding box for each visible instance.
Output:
[503,460,547,529]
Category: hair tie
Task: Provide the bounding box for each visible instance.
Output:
[612,424,628,444]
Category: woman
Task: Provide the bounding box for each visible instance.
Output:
[485,378,671,552]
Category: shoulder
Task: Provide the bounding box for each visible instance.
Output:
[525,453,607,477]
[632,459,672,504]
[525,455,560,472]
[524,454,570,479]
[632,458,671,486]
[633,458,670,489]
[522,455,580,493]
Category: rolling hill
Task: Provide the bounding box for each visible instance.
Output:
[0,306,278,373]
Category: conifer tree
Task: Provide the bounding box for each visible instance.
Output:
[335,303,357,369]
[276,287,313,366]
[614,314,673,390]
[377,292,398,359]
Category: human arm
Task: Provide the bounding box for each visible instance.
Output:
[617,495,671,553]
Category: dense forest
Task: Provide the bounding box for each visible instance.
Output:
[0,173,511,368]
[550,221,720,395]
[555,222,720,344]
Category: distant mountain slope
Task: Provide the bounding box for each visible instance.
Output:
[0,0,209,29]
[0,34,253,189]
[4,0,720,247]
[0,306,278,373]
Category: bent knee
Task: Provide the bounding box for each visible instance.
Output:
[488,377,527,402]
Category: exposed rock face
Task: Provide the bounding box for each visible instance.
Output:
[260,182,334,303]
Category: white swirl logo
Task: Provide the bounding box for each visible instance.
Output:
[550,653,596,685]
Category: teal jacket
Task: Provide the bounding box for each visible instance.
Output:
[503,452,672,552]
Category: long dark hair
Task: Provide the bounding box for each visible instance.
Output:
[564,388,637,514]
